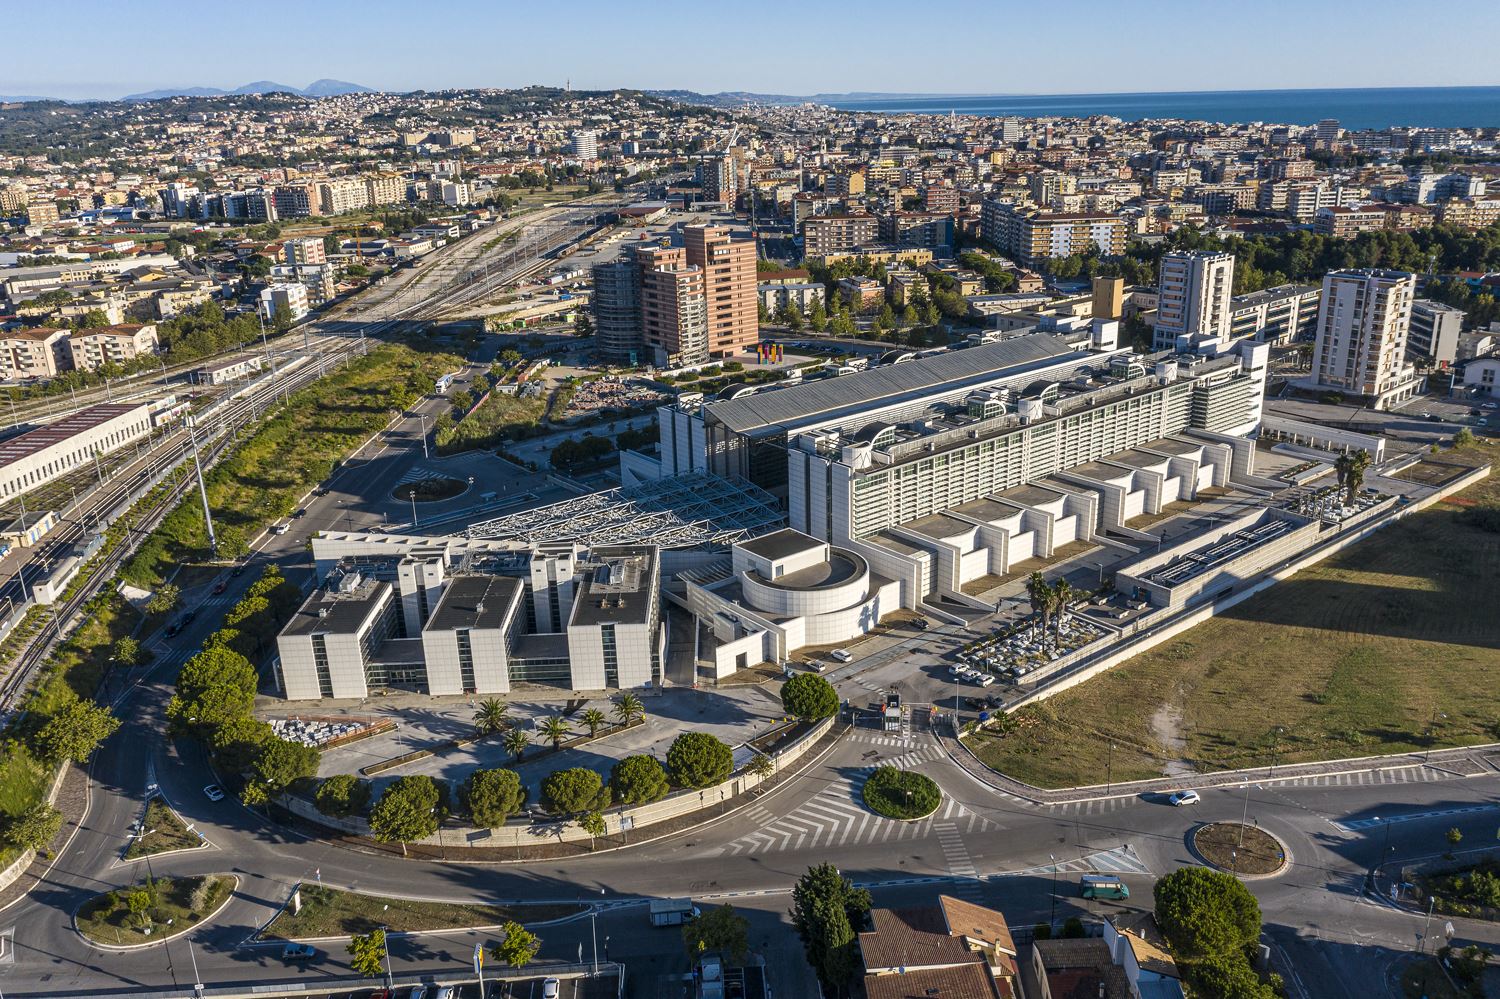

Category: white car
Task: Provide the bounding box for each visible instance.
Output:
[830,649,853,663]
[202,784,225,802]
[542,979,561,999]
[1168,790,1201,806]
[976,674,996,687]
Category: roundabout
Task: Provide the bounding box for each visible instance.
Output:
[392,475,468,502]
[1191,821,1288,878]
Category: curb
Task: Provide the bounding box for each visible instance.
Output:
[255,883,589,944]
[74,874,240,951]
[1188,823,1291,882]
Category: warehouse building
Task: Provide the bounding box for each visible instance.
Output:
[0,402,154,501]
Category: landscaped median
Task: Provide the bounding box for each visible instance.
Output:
[124,797,204,860]
[861,767,941,820]
[76,875,236,948]
[259,883,581,939]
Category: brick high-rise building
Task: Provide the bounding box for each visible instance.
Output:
[637,245,708,368]
[684,224,758,358]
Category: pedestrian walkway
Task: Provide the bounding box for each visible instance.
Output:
[1002,846,1152,878]
[848,731,936,750]
[706,752,997,858]
[1336,802,1500,833]
[934,822,982,900]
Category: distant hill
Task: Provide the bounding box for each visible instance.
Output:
[120,79,376,102]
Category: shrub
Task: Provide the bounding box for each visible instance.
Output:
[781,673,838,720]
[666,732,734,789]
[315,774,372,818]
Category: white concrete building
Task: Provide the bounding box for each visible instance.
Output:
[570,130,599,160]
[68,323,158,372]
[1309,269,1424,409]
[0,402,153,502]
[259,283,310,323]
[1154,251,1234,349]
[1407,299,1465,366]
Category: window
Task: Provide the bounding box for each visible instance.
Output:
[310,635,334,698]
[456,629,476,693]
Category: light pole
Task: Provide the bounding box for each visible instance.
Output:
[1419,895,1436,953]
[1269,726,1285,778]
[380,923,393,989]
[186,417,217,555]
[1048,854,1058,932]
[1106,741,1115,795]
[1424,711,1448,764]
[418,412,429,459]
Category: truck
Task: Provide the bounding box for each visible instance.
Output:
[649,897,700,927]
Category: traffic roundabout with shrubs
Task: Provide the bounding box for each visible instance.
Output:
[861,766,941,820]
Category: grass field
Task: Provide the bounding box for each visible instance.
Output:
[125,798,201,860]
[437,392,546,454]
[125,344,462,586]
[261,884,580,938]
[970,449,1498,789]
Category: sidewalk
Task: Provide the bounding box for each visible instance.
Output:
[939,729,1500,806]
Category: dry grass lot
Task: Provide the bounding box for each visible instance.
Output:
[970,448,1498,789]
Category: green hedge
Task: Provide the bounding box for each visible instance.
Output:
[862,766,940,820]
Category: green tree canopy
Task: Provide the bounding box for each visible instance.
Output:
[463,768,528,828]
[781,673,839,720]
[1153,866,1262,963]
[146,583,181,616]
[792,863,873,996]
[541,767,609,815]
[610,754,670,806]
[369,775,443,847]
[4,802,62,853]
[666,732,734,789]
[33,697,120,764]
[315,774,372,818]
[492,921,540,968]
[348,928,387,978]
[683,903,749,963]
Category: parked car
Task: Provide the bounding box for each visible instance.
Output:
[976,674,996,687]
[830,649,853,663]
[203,784,225,802]
[542,980,561,999]
[281,943,316,961]
[291,508,307,519]
[1168,790,1201,806]
[212,581,227,595]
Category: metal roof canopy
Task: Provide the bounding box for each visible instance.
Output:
[464,472,784,548]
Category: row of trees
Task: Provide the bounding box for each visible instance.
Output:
[166,567,319,803]
[347,920,539,980]
[1023,571,1079,637]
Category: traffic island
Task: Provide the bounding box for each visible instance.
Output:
[260,883,582,939]
[862,766,941,820]
[75,874,237,949]
[1192,822,1288,878]
[124,797,205,860]
[393,476,468,502]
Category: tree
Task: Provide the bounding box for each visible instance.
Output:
[492,921,539,969]
[215,525,250,561]
[348,928,387,978]
[249,737,319,798]
[502,728,531,763]
[112,636,142,667]
[747,753,776,781]
[791,864,872,997]
[1188,954,1278,999]
[473,697,510,736]
[1345,448,1372,505]
[315,774,371,818]
[1049,578,1076,640]
[542,767,609,815]
[574,314,594,338]
[5,802,62,853]
[147,583,181,616]
[579,810,607,849]
[1454,427,1476,447]
[167,682,254,740]
[613,692,644,727]
[683,903,749,963]
[610,754,670,806]
[781,673,839,720]
[126,887,155,928]
[1447,826,1464,849]
[667,732,734,789]
[209,714,273,773]
[808,299,827,332]
[369,775,443,854]
[580,708,607,739]
[538,715,571,750]
[33,697,120,764]
[177,646,256,698]
[464,768,527,828]
[1025,571,1053,633]
[1153,866,1261,963]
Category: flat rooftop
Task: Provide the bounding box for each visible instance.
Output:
[701,335,1081,437]
[737,527,822,562]
[425,574,523,632]
[0,403,148,468]
[1141,436,1203,457]
[996,482,1069,507]
[752,549,864,590]
[282,577,391,638]
[1108,449,1171,470]
[570,545,656,627]
[901,512,977,541]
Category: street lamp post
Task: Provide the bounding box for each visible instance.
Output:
[1424,711,1448,764]
[1106,742,1115,795]
[1049,854,1058,933]
[380,923,394,988]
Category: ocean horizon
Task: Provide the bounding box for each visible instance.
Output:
[826,86,1500,131]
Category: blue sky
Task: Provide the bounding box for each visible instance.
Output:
[6,0,1499,100]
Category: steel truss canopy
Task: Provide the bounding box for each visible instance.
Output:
[464,473,785,548]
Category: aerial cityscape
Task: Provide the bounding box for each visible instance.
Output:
[1,6,1499,999]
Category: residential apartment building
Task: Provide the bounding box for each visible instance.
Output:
[685,224,758,358]
[1314,205,1385,238]
[923,184,959,214]
[1227,284,1321,345]
[879,211,954,250]
[758,283,824,314]
[0,327,71,379]
[802,215,879,258]
[259,283,310,323]
[592,257,644,364]
[1407,299,1465,366]
[272,183,319,219]
[68,323,159,371]
[364,172,408,208]
[318,179,370,215]
[981,201,1127,267]
[1310,269,1423,409]
[570,130,599,160]
[1153,251,1234,349]
[282,237,327,266]
[637,245,708,367]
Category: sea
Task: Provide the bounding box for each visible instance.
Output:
[826,87,1500,131]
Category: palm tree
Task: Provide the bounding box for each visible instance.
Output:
[580,708,607,739]
[473,698,509,737]
[538,716,571,750]
[1025,571,1053,634]
[1345,448,1372,505]
[1049,579,1076,640]
[613,692,644,727]
[1334,452,1353,503]
[502,728,530,764]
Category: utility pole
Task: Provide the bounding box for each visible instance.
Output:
[186,416,217,556]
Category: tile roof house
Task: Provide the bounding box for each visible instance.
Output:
[860,895,1020,999]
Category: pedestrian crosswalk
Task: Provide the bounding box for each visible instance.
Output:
[1335,802,1499,832]
[1272,765,1470,790]
[934,822,982,899]
[396,465,444,485]
[708,752,997,858]
[1044,796,1137,817]
[849,731,934,750]
[1003,846,1152,878]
